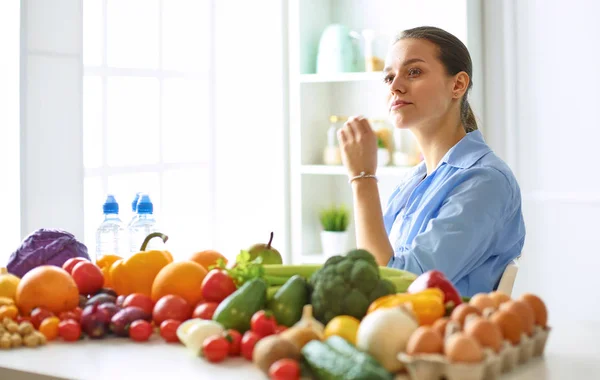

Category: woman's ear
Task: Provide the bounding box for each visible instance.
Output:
[452,72,470,99]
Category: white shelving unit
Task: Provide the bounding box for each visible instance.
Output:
[287,0,481,264]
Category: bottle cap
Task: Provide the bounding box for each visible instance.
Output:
[131,192,141,212]
[102,195,119,214]
[136,194,153,214]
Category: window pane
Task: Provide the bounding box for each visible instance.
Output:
[107,0,159,68]
[163,78,209,163]
[84,176,104,253]
[83,76,103,168]
[162,0,210,72]
[161,168,211,260]
[83,0,103,66]
[107,172,161,224]
[107,77,159,166]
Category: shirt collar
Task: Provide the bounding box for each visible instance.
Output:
[441,130,492,169]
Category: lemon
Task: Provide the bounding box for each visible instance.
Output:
[324,315,361,345]
[0,268,20,301]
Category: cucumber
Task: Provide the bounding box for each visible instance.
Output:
[301,337,393,380]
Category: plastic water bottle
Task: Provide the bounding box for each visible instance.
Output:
[95,195,126,262]
[127,192,141,229]
[128,193,159,253]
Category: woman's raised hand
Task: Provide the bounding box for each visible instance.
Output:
[337,116,378,178]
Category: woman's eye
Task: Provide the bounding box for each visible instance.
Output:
[408,68,422,77]
[383,74,394,84]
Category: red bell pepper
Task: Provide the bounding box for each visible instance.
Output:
[407,270,463,308]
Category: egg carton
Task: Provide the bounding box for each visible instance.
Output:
[397,326,551,380]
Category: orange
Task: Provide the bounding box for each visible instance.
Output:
[39,316,60,341]
[190,250,228,271]
[151,261,208,305]
[96,254,122,269]
[16,266,79,316]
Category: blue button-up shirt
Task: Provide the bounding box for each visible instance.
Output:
[384,130,525,297]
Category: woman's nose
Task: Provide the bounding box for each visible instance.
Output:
[390,76,407,94]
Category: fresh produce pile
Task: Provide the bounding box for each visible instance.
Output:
[1,229,550,380]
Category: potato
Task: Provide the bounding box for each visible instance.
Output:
[252,335,300,374]
[0,334,11,349]
[23,333,39,348]
[6,322,19,334]
[10,333,22,348]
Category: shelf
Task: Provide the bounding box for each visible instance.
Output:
[299,71,384,84]
[300,164,414,177]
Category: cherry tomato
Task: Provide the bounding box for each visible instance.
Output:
[202,335,229,363]
[192,302,219,320]
[39,316,61,341]
[250,310,277,337]
[71,261,104,295]
[58,311,79,322]
[159,319,181,343]
[275,325,287,334]
[241,331,262,361]
[129,320,153,342]
[72,307,83,322]
[224,329,242,356]
[30,308,54,329]
[58,320,81,342]
[269,358,301,380]
[201,269,237,303]
[123,293,154,315]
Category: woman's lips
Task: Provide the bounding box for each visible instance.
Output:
[390,100,412,111]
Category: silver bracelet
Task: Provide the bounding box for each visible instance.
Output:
[348,171,378,184]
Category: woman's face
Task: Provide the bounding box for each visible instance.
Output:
[384,38,458,130]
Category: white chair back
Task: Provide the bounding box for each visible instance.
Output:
[496,259,519,296]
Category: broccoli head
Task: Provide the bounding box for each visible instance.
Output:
[309,249,396,324]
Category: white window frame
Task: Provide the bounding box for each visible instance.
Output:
[82,0,216,254]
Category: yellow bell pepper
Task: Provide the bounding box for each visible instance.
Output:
[367,288,445,326]
[109,233,173,296]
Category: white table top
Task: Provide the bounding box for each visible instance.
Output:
[0,321,598,380]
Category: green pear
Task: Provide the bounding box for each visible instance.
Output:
[247,232,283,265]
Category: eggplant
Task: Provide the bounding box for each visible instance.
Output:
[81,304,111,339]
[85,294,116,307]
[110,306,152,337]
[94,288,118,298]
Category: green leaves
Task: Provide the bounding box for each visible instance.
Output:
[214,250,265,288]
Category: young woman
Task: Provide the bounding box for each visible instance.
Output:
[338,26,525,296]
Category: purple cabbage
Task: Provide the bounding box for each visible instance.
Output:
[7,229,90,278]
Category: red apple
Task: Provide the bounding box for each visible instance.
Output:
[72,262,104,295]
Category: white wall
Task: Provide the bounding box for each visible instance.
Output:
[485,0,600,323]
[0,1,21,261]
[21,0,85,240]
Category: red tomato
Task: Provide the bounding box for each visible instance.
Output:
[202,335,229,363]
[240,331,262,361]
[250,310,277,337]
[159,319,181,343]
[58,311,79,322]
[274,325,287,334]
[62,257,89,275]
[129,320,153,342]
[201,269,237,303]
[123,293,154,315]
[269,359,301,380]
[224,329,242,356]
[30,308,55,329]
[72,307,83,322]
[71,262,104,295]
[58,320,81,342]
[152,295,192,325]
[192,302,219,320]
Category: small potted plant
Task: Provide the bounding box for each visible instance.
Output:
[319,204,350,257]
